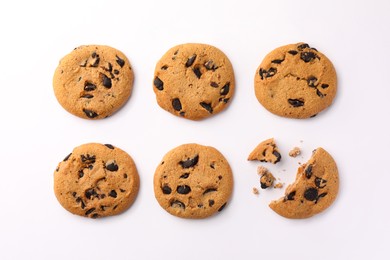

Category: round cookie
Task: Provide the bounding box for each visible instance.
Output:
[53,45,134,119]
[269,147,339,219]
[54,143,139,218]
[153,43,235,120]
[154,143,233,218]
[254,43,337,119]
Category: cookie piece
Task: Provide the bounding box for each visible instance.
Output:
[248,138,281,163]
[289,147,301,157]
[258,166,275,189]
[254,43,337,118]
[153,43,235,120]
[269,148,339,219]
[53,45,134,119]
[54,143,139,218]
[154,143,233,218]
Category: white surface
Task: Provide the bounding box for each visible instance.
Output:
[0,0,389,259]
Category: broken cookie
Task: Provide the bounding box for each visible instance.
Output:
[248,138,281,164]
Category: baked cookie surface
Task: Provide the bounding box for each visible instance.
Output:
[248,138,281,164]
[269,147,339,219]
[53,45,134,119]
[154,143,233,218]
[153,43,235,120]
[254,43,337,119]
[54,143,139,218]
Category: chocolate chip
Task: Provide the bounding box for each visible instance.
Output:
[200,102,213,113]
[210,163,215,169]
[300,51,317,63]
[210,82,219,88]
[179,155,199,168]
[218,202,226,212]
[114,69,119,74]
[85,189,97,199]
[78,170,84,178]
[154,77,164,90]
[171,200,185,209]
[63,153,72,161]
[123,173,128,178]
[220,83,230,95]
[162,185,172,194]
[83,109,98,118]
[209,200,215,207]
[305,165,313,179]
[80,94,94,99]
[307,76,318,87]
[161,65,168,70]
[203,188,217,195]
[80,60,87,67]
[91,52,97,58]
[271,59,284,64]
[91,213,99,219]
[288,50,298,55]
[297,43,310,50]
[273,150,281,163]
[85,208,96,216]
[106,160,119,172]
[177,185,191,194]
[109,190,117,198]
[310,114,317,118]
[220,98,230,103]
[288,99,304,107]
[120,189,126,193]
[76,197,86,209]
[84,82,96,91]
[91,55,100,67]
[172,98,182,111]
[102,74,112,88]
[316,89,324,98]
[185,54,197,67]
[193,67,202,79]
[286,191,296,200]
[321,84,329,89]
[304,188,318,201]
[315,177,327,188]
[106,63,113,72]
[105,144,115,149]
[81,154,96,164]
[180,173,189,179]
[116,55,125,67]
[266,67,277,78]
[204,60,217,70]
[113,205,118,210]
[315,192,327,203]
[72,192,77,197]
[179,111,185,116]
[259,68,265,80]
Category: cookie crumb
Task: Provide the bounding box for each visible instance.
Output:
[289,147,301,157]
[274,182,284,189]
[252,187,259,195]
[257,165,268,175]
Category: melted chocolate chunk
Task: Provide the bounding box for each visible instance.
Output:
[85,188,97,200]
[91,213,99,219]
[91,54,100,67]
[220,83,230,95]
[171,200,185,209]
[203,188,217,195]
[154,77,164,90]
[316,89,324,98]
[321,84,329,89]
[109,190,117,198]
[105,144,115,149]
[259,68,265,80]
[116,55,125,67]
[161,65,168,70]
[307,76,318,87]
[162,185,172,194]
[209,200,215,207]
[179,155,199,168]
[177,185,191,194]
[193,67,202,79]
[106,161,119,172]
[83,109,98,118]
[266,67,277,78]
[210,81,219,88]
[185,54,197,67]
[271,59,284,64]
[273,150,281,163]
[204,60,217,70]
[84,82,96,91]
[180,173,189,179]
[102,74,112,88]
[304,188,318,201]
[305,165,313,179]
[218,203,226,212]
[78,170,84,178]
[315,192,327,203]
[297,43,310,50]
[80,94,94,99]
[288,50,298,55]
[172,98,182,111]
[81,154,96,164]
[63,153,72,161]
[113,69,120,74]
[300,52,317,63]
[286,191,296,200]
[288,99,304,107]
[85,208,96,216]
[200,102,213,113]
[315,177,327,188]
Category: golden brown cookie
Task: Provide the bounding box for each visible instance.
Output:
[254,43,337,119]
[248,138,281,164]
[269,148,339,219]
[53,45,134,119]
[54,143,139,218]
[153,43,235,120]
[154,143,233,218]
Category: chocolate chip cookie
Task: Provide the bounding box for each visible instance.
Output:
[248,138,281,164]
[154,143,233,218]
[54,143,140,218]
[254,43,337,118]
[53,45,134,119]
[153,43,235,120]
[269,147,339,219]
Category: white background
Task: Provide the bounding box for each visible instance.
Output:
[1,0,389,259]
